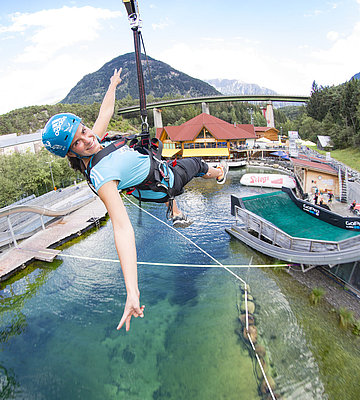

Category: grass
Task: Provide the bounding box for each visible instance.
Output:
[329,148,360,172]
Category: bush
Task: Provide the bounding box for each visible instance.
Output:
[338,307,354,329]
[352,319,360,336]
[309,287,326,305]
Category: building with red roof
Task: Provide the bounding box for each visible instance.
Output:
[156,113,256,159]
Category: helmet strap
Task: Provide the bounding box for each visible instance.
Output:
[68,136,102,159]
[68,150,89,159]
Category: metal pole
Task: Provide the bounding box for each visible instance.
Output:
[7,215,18,248]
[46,161,55,190]
[247,107,254,125]
[40,214,45,230]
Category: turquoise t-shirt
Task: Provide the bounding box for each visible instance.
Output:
[89,144,174,200]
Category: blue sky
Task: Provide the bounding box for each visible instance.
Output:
[1,0,360,114]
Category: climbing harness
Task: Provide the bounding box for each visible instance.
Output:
[84,134,175,211]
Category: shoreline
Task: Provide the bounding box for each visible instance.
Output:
[285,265,360,320]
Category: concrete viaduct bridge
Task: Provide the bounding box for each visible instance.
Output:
[117,94,309,128]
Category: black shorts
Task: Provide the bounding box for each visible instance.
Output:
[170,157,209,197]
[132,157,209,203]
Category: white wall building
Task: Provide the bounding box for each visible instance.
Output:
[0,131,43,155]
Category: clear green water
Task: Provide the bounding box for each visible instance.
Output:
[0,168,358,399]
[241,191,360,241]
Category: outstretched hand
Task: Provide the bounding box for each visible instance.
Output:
[117,293,145,332]
[110,68,122,87]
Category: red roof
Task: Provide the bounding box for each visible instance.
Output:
[156,113,256,141]
[291,157,337,174]
[297,154,331,164]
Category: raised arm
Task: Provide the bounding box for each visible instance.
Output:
[98,179,144,331]
[92,68,122,139]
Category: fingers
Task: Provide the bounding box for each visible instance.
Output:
[136,304,145,318]
[116,305,145,331]
[117,314,126,330]
[113,68,122,77]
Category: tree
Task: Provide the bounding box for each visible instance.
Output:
[340,80,360,142]
[0,149,82,207]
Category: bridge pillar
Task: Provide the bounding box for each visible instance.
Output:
[265,101,275,128]
[153,108,163,129]
[201,102,210,115]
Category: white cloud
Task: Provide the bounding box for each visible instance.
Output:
[2,6,122,64]
[0,53,99,113]
[327,30,339,41]
[156,39,308,95]
[310,21,360,84]
[152,18,169,31]
[0,6,124,114]
[155,16,360,97]
[304,9,323,17]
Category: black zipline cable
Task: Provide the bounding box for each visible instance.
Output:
[133,28,147,122]
[123,0,149,146]
[139,31,156,96]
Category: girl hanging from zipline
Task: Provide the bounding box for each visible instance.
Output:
[42,68,228,331]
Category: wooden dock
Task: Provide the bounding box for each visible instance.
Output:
[0,195,107,282]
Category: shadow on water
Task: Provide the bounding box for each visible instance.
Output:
[0,168,359,399]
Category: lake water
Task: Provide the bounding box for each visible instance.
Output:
[1,168,359,399]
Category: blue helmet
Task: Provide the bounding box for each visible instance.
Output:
[42,113,82,157]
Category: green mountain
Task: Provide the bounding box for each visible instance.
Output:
[60,52,220,104]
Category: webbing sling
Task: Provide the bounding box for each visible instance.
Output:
[84,137,174,212]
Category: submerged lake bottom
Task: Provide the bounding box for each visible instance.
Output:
[1,168,359,399]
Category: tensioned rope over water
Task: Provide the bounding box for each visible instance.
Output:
[58,253,287,269]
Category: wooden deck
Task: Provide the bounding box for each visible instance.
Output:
[0,195,107,282]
